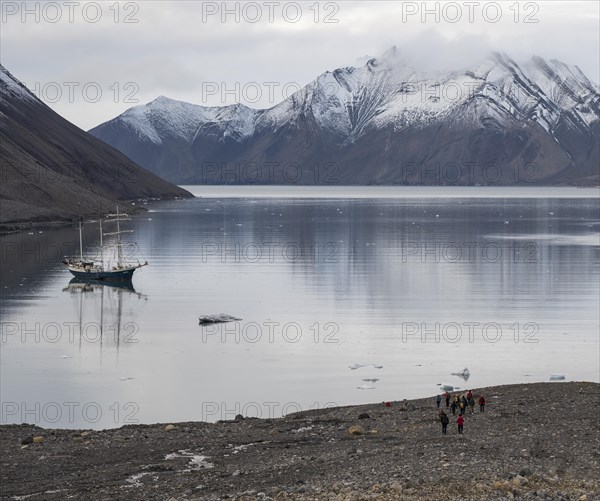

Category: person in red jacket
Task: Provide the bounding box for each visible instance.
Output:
[457,415,465,434]
[478,395,486,412]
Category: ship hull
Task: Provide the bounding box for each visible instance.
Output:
[67,267,137,281]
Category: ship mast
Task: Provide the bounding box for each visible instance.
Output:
[103,205,133,267]
[117,205,122,264]
[78,203,83,261]
[99,217,104,266]
[79,218,83,261]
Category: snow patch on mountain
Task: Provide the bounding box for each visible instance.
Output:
[0,65,39,104]
[118,96,222,144]
[92,49,600,148]
[192,103,259,143]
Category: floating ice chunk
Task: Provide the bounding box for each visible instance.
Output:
[349,363,383,370]
[549,374,566,381]
[349,363,367,370]
[120,377,135,381]
[199,314,241,325]
[439,384,454,391]
[357,385,375,390]
[362,378,379,382]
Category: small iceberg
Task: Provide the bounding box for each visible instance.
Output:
[349,363,367,370]
[357,385,375,390]
[362,378,379,383]
[199,314,241,325]
[438,384,455,391]
[549,374,566,381]
[349,363,383,370]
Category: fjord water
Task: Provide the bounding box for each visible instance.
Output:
[1,187,599,429]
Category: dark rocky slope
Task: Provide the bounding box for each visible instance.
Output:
[0,65,191,229]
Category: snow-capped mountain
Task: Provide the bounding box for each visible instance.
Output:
[90,50,600,185]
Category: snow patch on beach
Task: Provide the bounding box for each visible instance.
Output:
[165,450,214,471]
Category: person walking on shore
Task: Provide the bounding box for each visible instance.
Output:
[444,391,450,408]
[457,415,465,434]
[450,399,457,415]
[436,394,442,409]
[439,410,449,435]
[468,397,475,414]
[478,395,486,412]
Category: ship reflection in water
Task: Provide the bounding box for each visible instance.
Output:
[62,278,147,349]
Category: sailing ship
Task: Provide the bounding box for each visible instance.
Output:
[63,206,148,281]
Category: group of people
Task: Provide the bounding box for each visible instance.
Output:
[435,390,486,435]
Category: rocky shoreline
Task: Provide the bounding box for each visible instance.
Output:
[1,382,598,500]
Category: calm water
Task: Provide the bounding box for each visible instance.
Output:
[1,187,599,429]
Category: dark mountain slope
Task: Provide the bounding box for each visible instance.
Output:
[0,65,191,227]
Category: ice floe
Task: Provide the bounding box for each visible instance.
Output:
[198,314,241,325]
[349,363,383,370]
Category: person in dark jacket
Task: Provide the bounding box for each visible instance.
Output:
[478,395,486,412]
[436,394,442,409]
[450,399,457,415]
[439,410,449,435]
[444,391,450,408]
[468,397,475,414]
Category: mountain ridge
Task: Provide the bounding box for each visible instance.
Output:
[89,51,600,186]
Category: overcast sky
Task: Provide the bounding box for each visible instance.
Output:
[1,0,598,130]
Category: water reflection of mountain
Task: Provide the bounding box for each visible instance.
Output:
[62,278,147,348]
[133,196,600,329]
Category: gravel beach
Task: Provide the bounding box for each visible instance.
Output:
[1,382,599,500]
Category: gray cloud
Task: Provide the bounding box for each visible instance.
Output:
[1,1,598,130]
